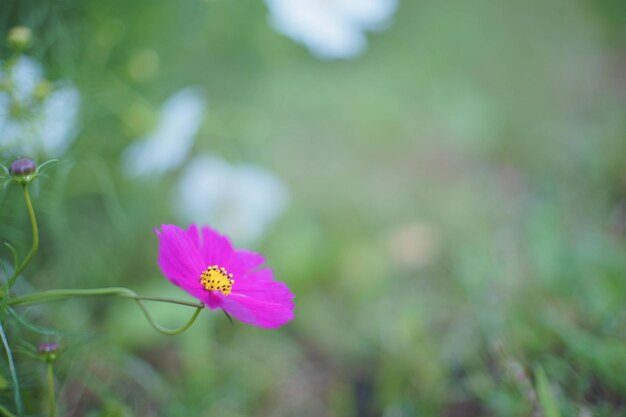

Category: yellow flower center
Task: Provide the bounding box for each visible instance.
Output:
[200,265,234,296]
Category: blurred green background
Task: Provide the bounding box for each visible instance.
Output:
[2,0,626,415]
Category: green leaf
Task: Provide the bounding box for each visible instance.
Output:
[534,365,561,417]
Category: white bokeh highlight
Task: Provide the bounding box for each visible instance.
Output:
[265,0,398,59]
[174,154,290,244]
[121,87,206,179]
[0,56,80,157]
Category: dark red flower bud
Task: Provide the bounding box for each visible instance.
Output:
[9,158,37,176]
[37,342,60,362]
[37,342,59,354]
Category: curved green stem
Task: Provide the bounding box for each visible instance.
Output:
[0,321,22,415]
[8,184,39,289]
[8,287,205,336]
[47,362,56,417]
[133,301,203,335]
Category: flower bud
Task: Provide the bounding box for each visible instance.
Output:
[37,342,60,363]
[7,26,32,51]
[9,158,37,177]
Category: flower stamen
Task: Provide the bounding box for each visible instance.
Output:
[200,265,234,296]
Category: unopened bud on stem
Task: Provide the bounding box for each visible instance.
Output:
[7,26,32,51]
[37,342,60,363]
[8,157,37,185]
[9,157,37,177]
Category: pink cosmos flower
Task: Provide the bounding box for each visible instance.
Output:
[155,224,294,328]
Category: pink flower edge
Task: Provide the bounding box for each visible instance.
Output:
[155,224,294,329]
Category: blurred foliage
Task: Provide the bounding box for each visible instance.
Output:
[1,0,626,415]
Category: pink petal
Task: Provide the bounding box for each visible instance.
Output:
[218,269,295,328]
[228,249,265,278]
[200,226,234,267]
[186,224,201,249]
[156,225,206,294]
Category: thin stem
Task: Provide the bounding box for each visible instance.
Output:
[7,288,204,308]
[7,307,60,336]
[0,404,17,417]
[47,362,56,417]
[0,321,22,415]
[8,184,39,289]
[8,287,205,336]
[133,301,203,336]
